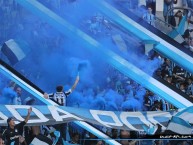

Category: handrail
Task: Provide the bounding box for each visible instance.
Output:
[155,16,176,30]
[166,6,193,24]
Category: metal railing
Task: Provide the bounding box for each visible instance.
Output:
[154,16,175,34]
[166,6,193,24]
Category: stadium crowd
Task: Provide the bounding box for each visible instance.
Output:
[0,0,193,145]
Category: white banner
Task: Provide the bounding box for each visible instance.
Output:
[1,105,192,132]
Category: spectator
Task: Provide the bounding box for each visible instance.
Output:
[144,91,152,111]
[44,75,79,106]
[0,134,5,145]
[69,133,80,144]
[44,75,79,143]
[166,76,173,85]
[174,10,183,26]
[84,132,98,145]
[143,6,156,27]
[186,78,193,95]
[3,107,32,145]
[14,87,22,105]
[89,16,100,35]
[96,140,104,145]
[115,79,125,95]
[151,101,162,111]
[172,65,186,84]
[179,83,186,93]
[148,92,159,106]
[111,129,118,139]
[183,0,193,10]
[23,97,40,144]
[106,128,111,137]
[182,29,193,40]
[182,36,191,48]
[1,81,17,105]
[23,126,34,145]
[182,0,193,24]
[119,130,137,145]
[146,0,156,15]
[161,58,172,78]
[163,0,178,27]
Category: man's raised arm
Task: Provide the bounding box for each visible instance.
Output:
[71,75,80,92]
[25,107,32,123]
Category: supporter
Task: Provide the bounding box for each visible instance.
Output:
[161,99,169,111]
[179,83,186,93]
[163,0,178,27]
[2,1,193,144]
[68,132,80,144]
[172,65,186,84]
[189,38,193,52]
[181,29,193,48]
[182,0,193,24]
[44,75,79,106]
[115,77,125,95]
[161,58,173,78]
[1,81,17,105]
[89,16,101,35]
[14,87,22,105]
[96,140,104,145]
[23,97,40,144]
[0,134,5,145]
[151,101,162,111]
[186,78,193,95]
[2,84,26,105]
[23,126,34,145]
[106,128,112,137]
[44,75,79,143]
[144,91,152,111]
[111,129,119,139]
[119,130,137,145]
[3,107,32,145]
[84,132,98,145]
[174,10,183,26]
[146,0,156,15]
[166,76,173,85]
[143,6,156,27]
[148,92,157,106]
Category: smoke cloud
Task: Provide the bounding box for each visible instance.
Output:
[0,0,161,111]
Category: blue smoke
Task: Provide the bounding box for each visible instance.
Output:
[0,87,17,105]
[0,0,162,110]
[104,89,124,111]
[78,61,88,72]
